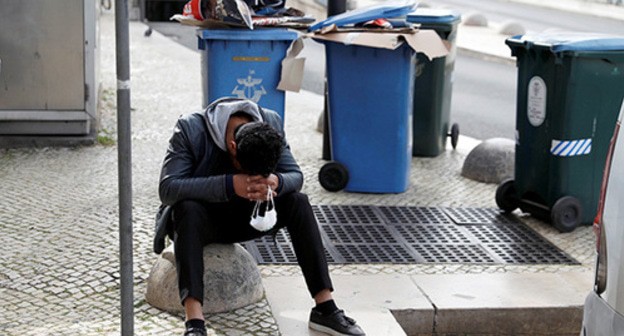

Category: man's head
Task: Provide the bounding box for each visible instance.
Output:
[226,113,284,176]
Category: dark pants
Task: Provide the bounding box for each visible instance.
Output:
[172,192,333,305]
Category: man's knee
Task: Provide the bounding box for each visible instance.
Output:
[276,192,317,230]
[279,191,311,208]
[172,200,206,232]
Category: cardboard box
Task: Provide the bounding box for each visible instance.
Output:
[277,27,449,92]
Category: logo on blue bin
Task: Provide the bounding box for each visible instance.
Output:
[232,70,267,103]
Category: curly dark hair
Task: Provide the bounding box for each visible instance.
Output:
[235,121,284,177]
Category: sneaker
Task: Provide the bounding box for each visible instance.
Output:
[183,327,207,336]
[309,308,366,336]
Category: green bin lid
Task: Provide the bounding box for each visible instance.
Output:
[197,28,298,41]
[506,31,624,53]
[406,8,461,25]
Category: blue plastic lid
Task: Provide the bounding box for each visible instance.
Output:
[507,31,624,53]
[308,0,417,32]
[406,8,461,24]
[197,28,298,41]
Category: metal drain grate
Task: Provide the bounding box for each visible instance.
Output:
[242,205,578,265]
[484,244,578,264]
[465,224,547,244]
[245,242,338,264]
[411,244,497,263]
[313,205,384,224]
[251,229,291,244]
[394,224,472,244]
[335,244,419,263]
[443,207,521,225]
[322,224,399,244]
[378,206,452,224]
[254,243,297,264]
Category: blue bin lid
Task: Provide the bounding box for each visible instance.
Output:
[506,31,624,53]
[406,8,461,25]
[197,28,298,41]
[308,0,417,32]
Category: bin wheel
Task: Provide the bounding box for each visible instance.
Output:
[448,123,460,149]
[551,196,582,233]
[495,179,519,213]
[319,161,349,192]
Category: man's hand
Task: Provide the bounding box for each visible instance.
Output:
[233,174,279,201]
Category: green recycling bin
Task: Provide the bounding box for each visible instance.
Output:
[407,8,461,157]
[496,32,624,232]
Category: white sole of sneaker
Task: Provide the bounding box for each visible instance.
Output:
[308,321,352,336]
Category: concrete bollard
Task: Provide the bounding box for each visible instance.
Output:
[145,243,264,314]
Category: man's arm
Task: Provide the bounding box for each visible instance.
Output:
[158,116,230,205]
[262,111,304,196]
[274,143,304,195]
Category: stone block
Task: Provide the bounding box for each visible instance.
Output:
[463,12,488,27]
[145,243,264,314]
[461,137,515,184]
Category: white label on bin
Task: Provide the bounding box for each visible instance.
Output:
[551,138,592,156]
[232,70,266,103]
[527,76,547,127]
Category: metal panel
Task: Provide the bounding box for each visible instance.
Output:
[322,224,400,244]
[465,224,548,244]
[443,207,522,225]
[334,244,419,263]
[379,206,452,224]
[243,242,338,264]
[313,205,384,224]
[411,244,498,263]
[0,0,85,111]
[241,205,579,265]
[484,243,578,264]
[254,243,298,264]
[394,224,472,244]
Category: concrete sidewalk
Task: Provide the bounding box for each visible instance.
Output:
[0,1,615,335]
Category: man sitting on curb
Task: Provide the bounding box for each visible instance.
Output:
[155,97,365,336]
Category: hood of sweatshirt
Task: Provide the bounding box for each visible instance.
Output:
[203,97,264,152]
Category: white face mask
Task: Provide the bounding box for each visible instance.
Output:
[250,186,277,232]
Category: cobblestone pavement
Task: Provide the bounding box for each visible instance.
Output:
[0,10,594,336]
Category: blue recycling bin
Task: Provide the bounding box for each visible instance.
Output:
[197,29,298,121]
[318,41,415,193]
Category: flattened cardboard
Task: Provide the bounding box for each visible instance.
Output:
[310,29,449,60]
[277,38,306,92]
[278,29,449,92]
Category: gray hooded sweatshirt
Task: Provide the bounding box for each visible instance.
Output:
[158,97,303,207]
[204,97,264,152]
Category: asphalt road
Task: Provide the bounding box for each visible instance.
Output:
[451,54,517,141]
[433,0,623,34]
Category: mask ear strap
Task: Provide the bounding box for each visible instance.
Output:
[267,186,275,210]
[251,199,261,218]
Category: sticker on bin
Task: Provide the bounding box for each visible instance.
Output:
[551,138,592,157]
[232,70,267,103]
[527,76,547,127]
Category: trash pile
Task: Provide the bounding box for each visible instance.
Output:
[304,0,451,59]
[307,0,419,33]
[170,0,424,31]
[170,0,315,29]
[276,0,449,94]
